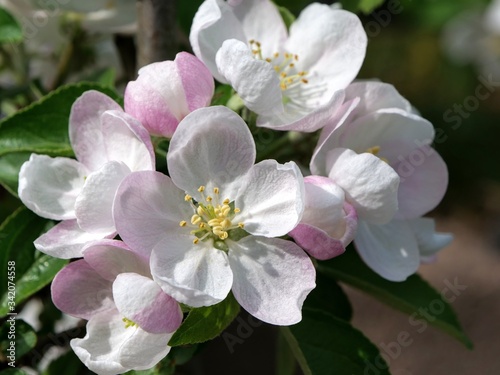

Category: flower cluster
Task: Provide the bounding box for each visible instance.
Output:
[18,1,452,374]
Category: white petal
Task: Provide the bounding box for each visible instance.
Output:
[114,171,192,257]
[101,110,155,172]
[230,0,287,57]
[69,90,122,171]
[256,88,345,132]
[34,220,111,259]
[75,161,131,236]
[113,273,183,334]
[151,235,233,308]
[189,0,246,82]
[168,106,256,200]
[310,98,359,175]
[228,236,316,325]
[236,160,304,237]
[333,109,435,162]
[71,310,172,375]
[216,39,283,116]
[394,147,448,220]
[407,218,453,259]
[354,220,420,281]
[18,154,88,220]
[345,81,413,115]
[326,148,399,224]
[286,5,367,92]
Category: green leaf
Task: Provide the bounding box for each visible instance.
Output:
[283,309,391,375]
[278,6,296,29]
[169,293,240,346]
[0,7,22,44]
[0,82,121,157]
[42,349,88,375]
[210,84,233,106]
[0,151,31,196]
[0,207,50,299]
[303,273,353,321]
[318,248,473,348]
[0,369,28,375]
[0,320,37,359]
[340,0,384,14]
[0,253,68,317]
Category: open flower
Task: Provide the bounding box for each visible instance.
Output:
[52,240,182,375]
[312,81,450,280]
[124,52,215,138]
[114,106,315,325]
[289,175,357,260]
[190,0,367,131]
[18,90,155,258]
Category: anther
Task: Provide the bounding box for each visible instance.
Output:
[223,198,230,205]
[179,220,187,227]
[198,186,205,192]
[193,238,199,244]
[214,187,219,194]
[185,194,192,201]
[191,215,202,225]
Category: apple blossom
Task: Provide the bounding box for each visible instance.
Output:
[189,0,367,131]
[114,106,315,325]
[289,175,357,260]
[124,52,215,138]
[51,240,182,375]
[311,81,450,280]
[18,90,155,258]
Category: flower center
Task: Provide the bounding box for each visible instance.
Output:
[365,145,388,163]
[249,39,309,92]
[180,186,244,245]
[122,317,138,329]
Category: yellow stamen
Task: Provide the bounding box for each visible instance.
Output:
[179,220,187,227]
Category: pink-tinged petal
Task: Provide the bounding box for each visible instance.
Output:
[75,161,131,236]
[177,52,215,112]
[326,148,399,224]
[101,111,155,171]
[18,154,88,220]
[124,53,214,138]
[216,39,283,116]
[256,89,345,132]
[407,218,453,260]
[286,5,367,92]
[83,240,151,281]
[228,236,316,325]
[289,224,346,260]
[189,0,247,82]
[34,220,112,259]
[114,171,192,257]
[310,98,359,175]
[289,176,358,260]
[168,106,256,200]
[113,273,183,334]
[69,90,122,171]
[71,310,172,375]
[394,147,449,219]
[236,160,304,237]
[354,220,420,282]
[151,235,233,308]
[51,259,114,319]
[345,81,413,116]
